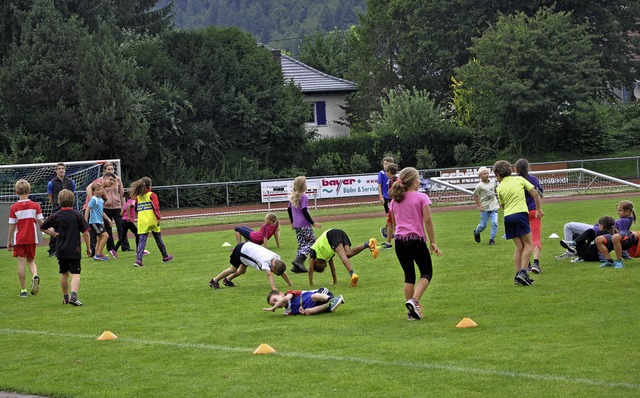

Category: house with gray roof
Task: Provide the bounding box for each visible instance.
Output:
[275,52,357,138]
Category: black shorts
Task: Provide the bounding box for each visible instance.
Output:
[90,223,107,235]
[58,258,81,274]
[229,242,246,268]
[326,229,352,250]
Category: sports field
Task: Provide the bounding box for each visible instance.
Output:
[1,196,638,397]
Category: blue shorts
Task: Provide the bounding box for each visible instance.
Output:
[504,212,530,239]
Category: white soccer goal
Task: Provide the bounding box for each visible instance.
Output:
[426,168,640,205]
[0,159,121,218]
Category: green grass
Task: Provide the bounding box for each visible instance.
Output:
[1,197,639,397]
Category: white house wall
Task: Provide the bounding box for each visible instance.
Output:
[305,93,351,139]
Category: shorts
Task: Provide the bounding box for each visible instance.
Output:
[58,258,81,274]
[325,229,352,250]
[90,223,107,235]
[229,242,246,268]
[504,212,530,240]
[12,244,36,259]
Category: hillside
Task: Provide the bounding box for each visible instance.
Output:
[164,0,366,53]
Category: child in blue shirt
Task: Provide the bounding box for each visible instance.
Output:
[84,182,112,261]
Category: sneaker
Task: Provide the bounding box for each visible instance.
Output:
[598,260,615,268]
[380,226,388,239]
[62,297,69,305]
[514,276,523,286]
[222,277,237,287]
[560,240,577,254]
[30,276,40,295]
[162,254,174,263]
[109,249,118,259]
[407,311,418,320]
[143,250,150,256]
[473,230,481,243]
[208,278,221,289]
[489,239,496,245]
[571,257,584,263]
[621,252,631,260]
[134,260,144,267]
[555,252,575,259]
[350,273,359,287]
[329,295,344,312]
[93,255,109,261]
[19,291,28,298]
[405,298,423,320]
[613,259,624,269]
[530,264,541,274]
[382,242,393,249]
[368,238,379,258]
[527,263,532,272]
[516,271,532,286]
[68,298,83,306]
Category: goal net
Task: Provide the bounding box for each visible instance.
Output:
[0,159,121,218]
[425,168,640,205]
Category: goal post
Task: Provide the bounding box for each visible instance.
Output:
[0,159,121,218]
[426,168,640,205]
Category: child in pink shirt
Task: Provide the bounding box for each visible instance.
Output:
[113,198,148,256]
[234,213,281,249]
[389,167,442,320]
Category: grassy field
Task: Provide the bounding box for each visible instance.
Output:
[1,196,639,397]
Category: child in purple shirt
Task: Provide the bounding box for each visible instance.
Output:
[287,176,321,273]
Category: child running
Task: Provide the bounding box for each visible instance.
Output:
[234,213,280,249]
[41,189,91,306]
[130,177,173,267]
[493,160,543,286]
[7,180,44,298]
[263,287,344,315]
[388,167,442,320]
[288,176,321,273]
[472,166,499,246]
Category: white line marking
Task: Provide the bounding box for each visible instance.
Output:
[1,328,637,390]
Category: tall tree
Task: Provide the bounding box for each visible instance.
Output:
[455,7,604,152]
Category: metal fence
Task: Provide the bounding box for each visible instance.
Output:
[151,156,640,211]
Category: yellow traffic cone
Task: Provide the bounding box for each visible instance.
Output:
[253,343,276,355]
[97,331,118,340]
[455,317,478,328]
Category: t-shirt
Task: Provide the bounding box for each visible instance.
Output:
[311,229,336,261]
[122,199,136,222]
[389,191,432,241]
[378,170,390,199]
[523,175,543,211]
[8,199,43,245]
[289,195,311,228]
[88,196,105,224]
[238,242,280,271]
[473,180,499,211]
[250,222,278,243]
[283,289,324,315]
[496,176,534,216]
[47,177,76,209]
[41,208,89,259]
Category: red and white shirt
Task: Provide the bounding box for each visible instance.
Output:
[8,199,43,245]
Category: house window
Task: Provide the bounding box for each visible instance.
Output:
[308,101,327,126]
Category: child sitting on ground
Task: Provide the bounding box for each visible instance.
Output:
[263,287,344,315]
[234,213,280,249]
[209,241,292,291]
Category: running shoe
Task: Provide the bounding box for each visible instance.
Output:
[613,259,624,269]
[598,260,615,268]
[380,227,388,239]
[405,298,423,320]
[531,264,541,274]
[93,255,109,261]
[208,278,221,289]
[19,291,28,298]
[516,271,532,286]
[368,238,379,258]
[350,273,359,287]
[134,260,144,267]
[473,230,481,243]
[162,254,174,263]
[560,240,577,254]
[329,295,344,312]
[222,277,237,287]
[570,257,584,263]
[30,276,40,295]
[143,250,150,256]
[109,249,118,259]
[382,242,393,249]
[555,252,575,259]
[68,298,83,306]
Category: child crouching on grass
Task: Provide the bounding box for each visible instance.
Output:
[493,160,543,286]
[263,287,344,315]
[41,189,91,306]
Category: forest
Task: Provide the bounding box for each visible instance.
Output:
[0,0,639,187]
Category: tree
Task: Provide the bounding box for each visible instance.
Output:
[455,7,604,153]
[299,28,354,79]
